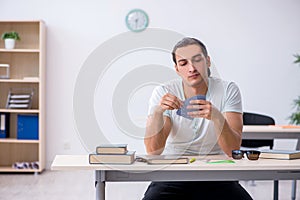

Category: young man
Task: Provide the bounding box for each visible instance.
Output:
[143,37,252,200]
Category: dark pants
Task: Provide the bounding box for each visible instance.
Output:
[142,181,253,200]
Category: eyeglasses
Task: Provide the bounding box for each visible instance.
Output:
[232,150,261,160]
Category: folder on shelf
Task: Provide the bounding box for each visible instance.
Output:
[0,113,10,138]
[17,114,38,140]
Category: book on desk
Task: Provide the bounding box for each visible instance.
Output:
[89,144,135,164]
[260,149,300,160]
[89,151,135,164]
[96,144,128,154]
[137,155,189,164]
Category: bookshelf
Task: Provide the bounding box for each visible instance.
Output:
[0,20,46,173]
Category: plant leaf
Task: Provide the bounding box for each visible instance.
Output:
[294,54,300,64]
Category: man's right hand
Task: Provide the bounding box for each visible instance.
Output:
[159,93,183,112]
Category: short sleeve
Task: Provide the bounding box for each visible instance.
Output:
[223,82,243,113]
[148,85,171,117]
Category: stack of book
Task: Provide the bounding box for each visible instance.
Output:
[89,144,135,164]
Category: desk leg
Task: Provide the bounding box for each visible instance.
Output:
[291,180,297,200]
[273,180,278,200]
[95,170,105,200]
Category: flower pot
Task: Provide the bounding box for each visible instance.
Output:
[4,38,16,49]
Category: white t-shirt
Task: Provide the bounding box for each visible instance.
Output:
[148,77,243,155]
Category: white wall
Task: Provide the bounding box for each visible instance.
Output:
[1,0,300,165]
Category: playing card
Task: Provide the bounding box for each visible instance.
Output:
[176,95,206,120]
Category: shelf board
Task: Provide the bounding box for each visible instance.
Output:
[0,138,39,144]
[0,78,39,83]
[0,48,39,53]
[0,109,39,113]
[0,166,40,173]
[0,20,42,22]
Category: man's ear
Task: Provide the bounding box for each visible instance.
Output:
[206,56,211,67]
[206,56,211,77]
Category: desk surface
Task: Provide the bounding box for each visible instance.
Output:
[51,155,300,200]
[51,155,300,172]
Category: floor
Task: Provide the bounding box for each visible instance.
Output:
[0,170,299,200]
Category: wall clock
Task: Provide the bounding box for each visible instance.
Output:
[125,9,149,32]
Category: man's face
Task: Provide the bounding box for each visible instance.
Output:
[174,44,210,88]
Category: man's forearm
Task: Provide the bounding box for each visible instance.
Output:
[144,109,170,155]
[212,111,242,156]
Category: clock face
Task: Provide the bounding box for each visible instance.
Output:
[126,9,149,32]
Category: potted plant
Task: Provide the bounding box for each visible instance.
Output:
[1,31,20,49]
[289,54,300,125]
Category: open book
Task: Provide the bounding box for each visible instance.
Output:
[137,155,189,164]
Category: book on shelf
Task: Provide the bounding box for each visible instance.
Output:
[137,155,189,165]
[96,144,128,154]
[89,151,135,164]
[260,149,300,160]
[23,77,39,81]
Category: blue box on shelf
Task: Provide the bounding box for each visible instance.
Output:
[17,114,39,140]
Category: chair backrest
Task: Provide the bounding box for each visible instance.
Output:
[242,112,275,149]
[243,112,275,125]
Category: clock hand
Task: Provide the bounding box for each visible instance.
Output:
[135,18,138,29]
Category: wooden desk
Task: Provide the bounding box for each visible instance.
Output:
[243,125,300,149]
[51,155,300,200]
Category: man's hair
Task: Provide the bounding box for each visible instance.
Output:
[172,37,208,64]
